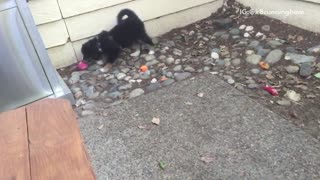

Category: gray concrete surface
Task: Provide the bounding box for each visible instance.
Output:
[78,73,320,180]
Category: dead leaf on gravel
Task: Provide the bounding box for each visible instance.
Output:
[297,35,304,42]
[306,94,316,99]
[200,155,215,163]
[285,90,301,102]
[185,102,193,106]
[288,34,296,40]
[266,74,275,80]
[97,124,104,130]
[289,112,298,119]
[152,117,160,125]
[209,72,219,75]
[197,93,204,98]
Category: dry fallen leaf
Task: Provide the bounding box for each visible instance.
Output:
[306,94,316,99]
[285,90,301,102]
[200,156,215,163]
[289,112,298,119]
[297,35,304,42]
[152,117,160,125]
[185,102,193,106]
[266,74,275,80]
[210,72,219,75]
[97,125,104,130]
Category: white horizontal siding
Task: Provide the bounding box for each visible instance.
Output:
[301,0,320,3]
[28,0,62,25]
[29,0,222,68]
[58,0,133,18]
[237,0,320,33]
[72,0,223,61]
[47,42,77,68]
[64,0,218,41]
[37,20,69,48]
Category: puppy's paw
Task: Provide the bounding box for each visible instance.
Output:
[130,50,141,57]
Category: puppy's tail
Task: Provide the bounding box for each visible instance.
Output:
[117,9,139,24]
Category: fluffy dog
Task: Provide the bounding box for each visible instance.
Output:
[81,9,153,72]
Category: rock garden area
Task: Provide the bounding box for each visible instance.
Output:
[58,4,320,140]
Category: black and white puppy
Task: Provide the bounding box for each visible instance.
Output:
[81,9,153,72]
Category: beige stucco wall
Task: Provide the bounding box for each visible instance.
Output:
[237,0,320,33]
[28,0,223,68]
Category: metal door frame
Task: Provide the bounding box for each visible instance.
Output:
[15,0,75,103]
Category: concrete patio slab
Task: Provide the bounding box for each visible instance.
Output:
[78,73,320,180]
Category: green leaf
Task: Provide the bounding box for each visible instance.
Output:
[314,72,320,79]
[159,161,167,170]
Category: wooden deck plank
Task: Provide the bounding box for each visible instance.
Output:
[0,107,30,180]
[26,99,95,180]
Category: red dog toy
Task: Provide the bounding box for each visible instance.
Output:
[77,60,88,70]
[263,85,279,96]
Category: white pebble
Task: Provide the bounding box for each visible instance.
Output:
[124,76,132,81]
[97,60,104,65]
[255,32,264,37]
[210,72,219,75]
[116,73,126,80]
[129,79,136,83]
[75,99,86,107]
[148,50,155,55]
[150,78,157,83]
[312,48,320,53]
[227,79,235,84]
[284,56,291,60]
[136,79,142,83]
[211,52,220,59]
[239,25,246,30]
[130,50,141,57]
[246,50,255,55]
[99,68,107,72]
[245,26,254,32]
[244,32,251,38]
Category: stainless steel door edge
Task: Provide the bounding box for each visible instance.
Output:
[0,0,16,11]
[16,0,75,104]
[0,8,53,112]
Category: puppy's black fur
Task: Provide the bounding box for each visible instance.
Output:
[81,31,121,65]
[81,9,153,66]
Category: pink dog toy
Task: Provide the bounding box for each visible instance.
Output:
[77,60,88,70]
[263,85,279,96]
